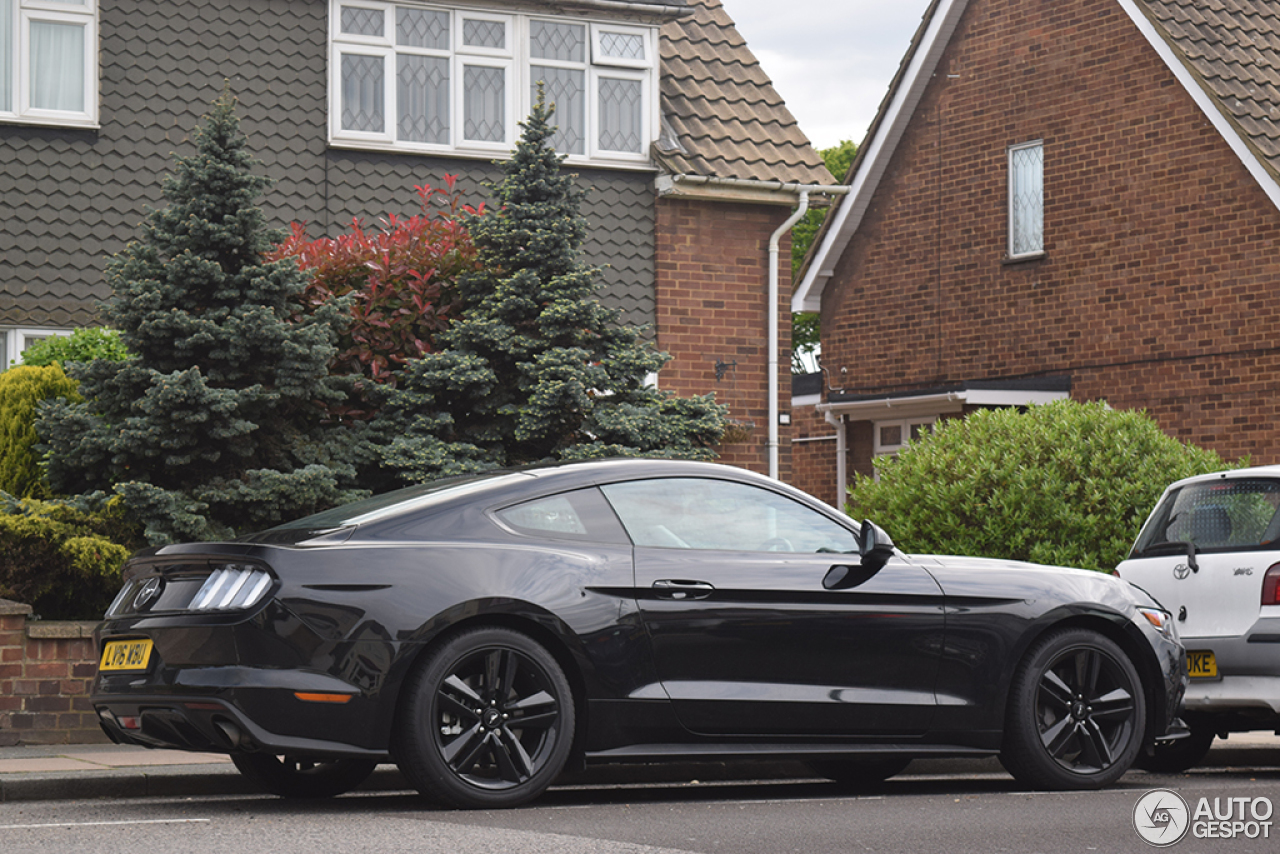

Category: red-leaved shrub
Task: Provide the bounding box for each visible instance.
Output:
[270,177,484,419]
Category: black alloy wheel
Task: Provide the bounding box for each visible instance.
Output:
[1000,628,1145,789]
[395,626,575,809]
[230,753,378,798]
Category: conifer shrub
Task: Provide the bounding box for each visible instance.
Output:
[848,400,1237,571]
[0,494,142,620]
[372,93,728,483]
[37,90,361,544]
[0,365,80,498]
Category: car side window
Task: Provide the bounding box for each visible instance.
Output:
[600,478,858,553]
[493,487,630,544]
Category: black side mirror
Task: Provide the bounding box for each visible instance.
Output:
[823,520,896,590]
[859,519,895,571]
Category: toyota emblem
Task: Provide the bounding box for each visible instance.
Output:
[1173,563,1191,580]
[133,577,164,611]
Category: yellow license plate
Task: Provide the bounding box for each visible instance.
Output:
[100,639,154,672]
[1187,650,1217,679]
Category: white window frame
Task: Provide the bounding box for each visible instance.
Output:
[1007,140,1044,259]
[874,417,935,457]
[590,66,649,158]
[456,54,513,151]
[590,22,651,70]
[1,0,97,128]
[328,0,657,168]
[2,326,72,368]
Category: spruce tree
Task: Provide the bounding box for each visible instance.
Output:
[374,94,727,482]
[39,90,359,543]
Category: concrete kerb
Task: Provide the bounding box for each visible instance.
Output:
[0,735,1277,804]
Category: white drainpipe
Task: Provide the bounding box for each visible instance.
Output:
[823,409,847,507]
[768,193,811,480]
[657,175,852,481]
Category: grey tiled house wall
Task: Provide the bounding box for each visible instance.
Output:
[0,0,656,331]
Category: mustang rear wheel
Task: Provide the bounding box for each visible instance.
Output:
[999,627,1145,790]
[395,626,575,809]
[230,753,377,798]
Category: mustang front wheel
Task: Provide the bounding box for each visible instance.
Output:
[999,627,1145,789]
[395,626,575,809]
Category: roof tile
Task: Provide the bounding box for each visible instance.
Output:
[1140,0,1280,179]
[657,0,834,184]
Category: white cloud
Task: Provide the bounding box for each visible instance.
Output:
[723,0,932,150]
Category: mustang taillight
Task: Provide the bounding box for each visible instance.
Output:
[1262,564,1280,606]
[191,565,273,611]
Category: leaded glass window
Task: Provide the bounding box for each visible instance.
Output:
[397,6,448,49]
[463,64,505,142]
[531,20,584,63]
[398,54,449,143]
[329,1,653,162]
[341,5,383,37]
[341,53,384,133]
[1008,141,1044,258]
[598,75,642,152]
[533,65,584,154]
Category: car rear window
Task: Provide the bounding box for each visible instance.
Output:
[1132,478,1280,556]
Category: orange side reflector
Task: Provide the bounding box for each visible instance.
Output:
[293,692,354,704]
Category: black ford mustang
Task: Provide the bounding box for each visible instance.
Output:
[92,459,1186,808]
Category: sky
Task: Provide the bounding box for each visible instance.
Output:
[723,0,934,151]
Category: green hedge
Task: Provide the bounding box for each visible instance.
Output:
[848,400,1237,572]
[0,494,142,620]
[17,327,130,367]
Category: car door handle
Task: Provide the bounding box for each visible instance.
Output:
[652,579,715,600]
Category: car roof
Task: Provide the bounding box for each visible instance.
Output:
[1160,464,1280,494]
[267,458,813,535]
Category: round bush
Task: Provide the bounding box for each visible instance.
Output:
[17,327,130,367]
[0,364,81,498]
[848,400,1237,571]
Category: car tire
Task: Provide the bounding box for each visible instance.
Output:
[808,756,912,789]
[999,627,1146,790]
[394,626,575,809]
[230,753,378,798]
[1133,720,1216,774]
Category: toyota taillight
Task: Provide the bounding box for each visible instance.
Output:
[1262,563,1280,606]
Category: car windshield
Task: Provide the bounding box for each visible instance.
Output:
[1132,477,1280,556]
[265,471,527,533]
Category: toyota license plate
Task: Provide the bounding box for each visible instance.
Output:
[1186,650,1217,679]
[99,639,154,672]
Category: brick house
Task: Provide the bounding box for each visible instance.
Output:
[1,0,837,480]
[791,0,1280,504]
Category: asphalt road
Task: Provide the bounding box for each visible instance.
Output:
[4,759,1280,854]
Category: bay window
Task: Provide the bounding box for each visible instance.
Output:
[0,0,97,126]
[330,0,655,164]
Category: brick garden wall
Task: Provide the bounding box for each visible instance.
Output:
[655,196,795,480]
[0,600,105,746]
[819,0,1280,467]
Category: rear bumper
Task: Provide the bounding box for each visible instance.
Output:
[1179,627,1280,720]
[92,692,388,760]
